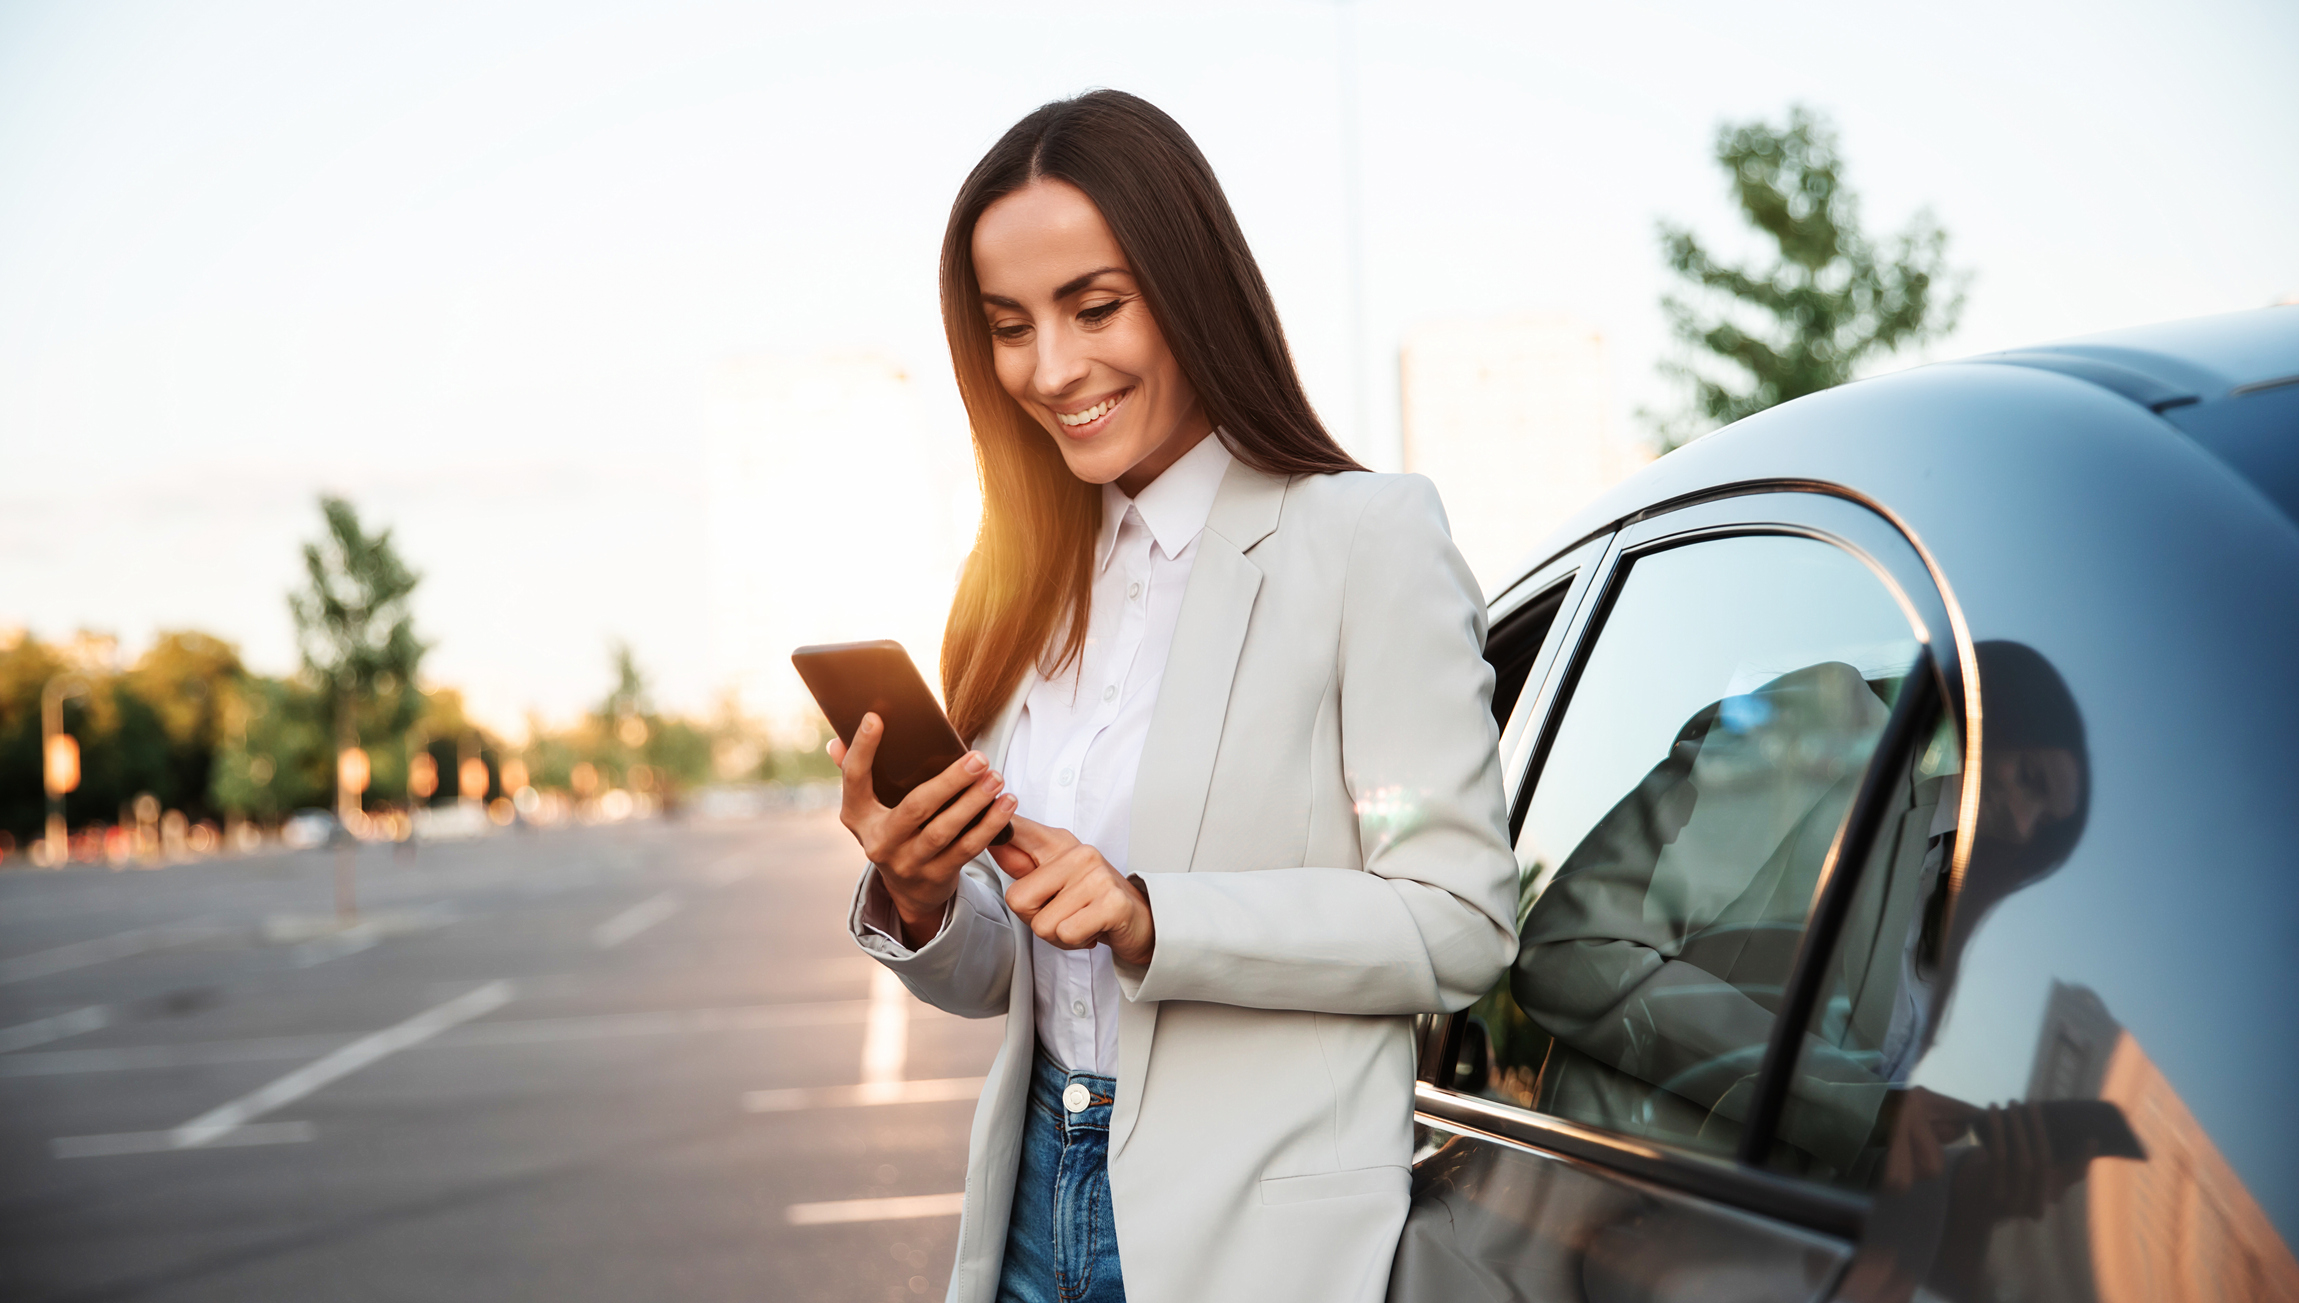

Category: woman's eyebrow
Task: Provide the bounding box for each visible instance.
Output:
[978,267,1131,310]
[1052,267,1128,300]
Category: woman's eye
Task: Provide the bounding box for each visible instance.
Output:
[1079,300,1123,325]
[989,323,1032,343]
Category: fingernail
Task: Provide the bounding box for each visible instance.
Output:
[999,794,1016,810]
[963,752,987,774]
[861,714,879,733]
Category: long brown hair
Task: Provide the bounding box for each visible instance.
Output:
[939,90,1363,740]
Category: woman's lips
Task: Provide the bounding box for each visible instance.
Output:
[1054,388,1131,437]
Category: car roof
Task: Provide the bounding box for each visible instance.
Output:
[1970,305,2299,397]
[1949,308,2299,524]
[1501,306,2299,594]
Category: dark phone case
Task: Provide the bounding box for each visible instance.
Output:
[789,640,1012,848]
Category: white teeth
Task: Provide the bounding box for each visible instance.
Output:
[1057,393,1125,427]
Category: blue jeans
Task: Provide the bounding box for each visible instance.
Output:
[996,1050,1126,1303]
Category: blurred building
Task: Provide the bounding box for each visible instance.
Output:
[704,354,979,743]
[1993,981,2299,1303]
[1399,315,1645,593]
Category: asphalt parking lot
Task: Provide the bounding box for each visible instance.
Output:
[0,809,1000,1302]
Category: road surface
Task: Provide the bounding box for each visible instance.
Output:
[0,809,999,1302]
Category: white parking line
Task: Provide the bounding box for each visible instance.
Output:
[48,981,513,1157]
[743,1076,984,1113]
[785,1192,965,1226]
[291,923,379,967]
[593,892,683,948]
[1,997,910,1078]
[53,1122,314,1159]
[0,920,227,984]
[861,966,908,1084]
[0,1005,108,1054]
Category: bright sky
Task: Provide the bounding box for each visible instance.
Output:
[3,0,2293,730]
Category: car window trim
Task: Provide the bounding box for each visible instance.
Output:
[1414,1082,1868,1240]
[1735,643,1942,1165]
[1489,534,1613,814]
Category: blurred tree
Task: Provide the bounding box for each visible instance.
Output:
[209,675,331,823]
[122,631,242,824]
[600,641,649,724]
[0,635,71,843]
[289,496,426,816]
[1650,105,1967,450]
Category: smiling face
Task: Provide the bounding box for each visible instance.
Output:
[971,178,1213,497]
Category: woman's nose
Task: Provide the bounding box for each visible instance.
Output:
[1033,329,1089,398]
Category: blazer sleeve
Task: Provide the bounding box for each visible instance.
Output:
[847,859,1016,1019]
[1122,474,1519,1015]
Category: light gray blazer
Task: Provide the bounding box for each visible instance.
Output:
[847,460,1517,1303]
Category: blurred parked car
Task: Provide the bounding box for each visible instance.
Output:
[1394,308,2299,1303]
[280,808,343,850]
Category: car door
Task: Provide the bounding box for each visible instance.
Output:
[1394,491,1967,1303]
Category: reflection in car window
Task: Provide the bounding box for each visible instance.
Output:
[1454,533,1920,1160]
[1778,642,2299,1300]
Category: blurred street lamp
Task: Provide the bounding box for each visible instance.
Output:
[408,751,438,800]
[337,746,371,802]
[1332,0,1371,460]
[459,754,490,804]
[39,675,89,866]
[334,746,370,922]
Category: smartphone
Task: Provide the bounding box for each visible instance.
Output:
[790,639,1013,847]
[2037,1099,2147,1163]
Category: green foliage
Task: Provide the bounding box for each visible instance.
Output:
[208,675,332,821]
[290,496,428,766]
[1652,106,1968,450]
[0,631,265,841]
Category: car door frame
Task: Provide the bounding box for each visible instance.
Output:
[1415,482,1979,1242]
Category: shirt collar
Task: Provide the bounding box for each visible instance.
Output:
[1095,432,1233,571]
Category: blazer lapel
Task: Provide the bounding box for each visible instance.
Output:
[1112,460,1286,1160]
[1127,459,1287,877]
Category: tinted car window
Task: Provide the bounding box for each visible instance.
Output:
[1486,582,1568,728]
[1774,641,2299,1299]
[1458,533,1921,1159]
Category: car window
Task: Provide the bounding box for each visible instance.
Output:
[1454,532,1922,1161]
[1485,583,1568,728]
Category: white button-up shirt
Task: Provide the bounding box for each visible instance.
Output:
[1004,433,1231,1074]
[858,434,1232,1074]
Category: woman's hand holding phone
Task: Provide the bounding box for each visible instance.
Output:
[832,712,1017,949]
[992,817,1156,968]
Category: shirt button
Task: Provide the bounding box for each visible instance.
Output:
[1063,1082,1091,1114]
[1102,685,1117,702]
[1071,999,1088,1016]
[1057,767,1074,787]
[1128,582,1142,601]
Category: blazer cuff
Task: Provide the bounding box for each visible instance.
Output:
[847,863,958,963]
[1116,872,1179,1002]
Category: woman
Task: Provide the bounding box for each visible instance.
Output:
[831,90,1515,1303]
